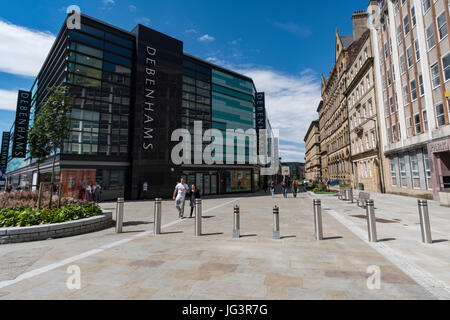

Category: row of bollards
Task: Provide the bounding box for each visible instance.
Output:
[115,196,434,245]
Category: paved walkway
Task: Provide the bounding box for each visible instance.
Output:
[0,191,448,300]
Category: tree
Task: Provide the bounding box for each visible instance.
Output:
[30,86,71,208]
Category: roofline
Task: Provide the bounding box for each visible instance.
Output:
[183,53,254,84]
[80,13,134,36]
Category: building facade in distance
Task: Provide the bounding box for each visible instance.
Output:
[5,14,278,200]
[369,0,450,205]
[304,120,321,183]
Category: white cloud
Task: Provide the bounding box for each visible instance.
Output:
[185,29,197,34]
[136,17,151,26]
[0,20,55,77]
[129,5,137,12]
[237,67,321,146]
[198,34,215,43]
[273,21,312,38]
[102,0,115,4]
[0,89,18,111]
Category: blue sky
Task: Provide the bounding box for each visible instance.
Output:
[0,0,369,161]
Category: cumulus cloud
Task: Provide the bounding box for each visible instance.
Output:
[198,34,215,43]
[129,5,137,12]
[0,20,55,77]
[0,89,18,111]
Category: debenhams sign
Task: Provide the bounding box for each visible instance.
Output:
[12,90,32,158]
[143,46,156,151]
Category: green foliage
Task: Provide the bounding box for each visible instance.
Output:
[312,183,328,193]
[0,203,103,228]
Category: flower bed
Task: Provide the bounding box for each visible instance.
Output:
[0,203,103,228]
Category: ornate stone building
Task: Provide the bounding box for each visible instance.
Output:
[304,120,321,183]
[319,12,371,186]
[346,26,386,193]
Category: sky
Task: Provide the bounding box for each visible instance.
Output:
[0,0,369,162]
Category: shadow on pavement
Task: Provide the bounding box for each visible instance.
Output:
[123,221,153,227]
[202,233,224,236]
[240,234,258,238]
[432,239,449,244]
[323,236,343,240]
[161,231,184,235]
[280,235,297,240]
[378,238,397,242]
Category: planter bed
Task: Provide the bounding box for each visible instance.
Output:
[0,211,113,244]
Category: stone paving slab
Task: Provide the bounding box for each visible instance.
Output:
[0,193,443,300]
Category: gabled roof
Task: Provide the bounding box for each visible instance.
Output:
[340,35,354,50]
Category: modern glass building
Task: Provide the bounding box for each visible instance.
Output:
[5,14,277,200]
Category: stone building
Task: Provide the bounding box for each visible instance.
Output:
[318,12,371,187]
[368,0,450,205]
[304,120,321,183]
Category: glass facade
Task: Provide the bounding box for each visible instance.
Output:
[211,69,256,164]
[65,24,133,157]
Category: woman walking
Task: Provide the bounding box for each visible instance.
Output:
[292,180,298,198]
[281,179,288,198]
[189,185,201,218]
[270,180,276,197]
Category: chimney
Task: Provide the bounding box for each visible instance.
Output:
[352,10,369,41]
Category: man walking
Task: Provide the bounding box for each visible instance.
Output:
[173,178,189,219]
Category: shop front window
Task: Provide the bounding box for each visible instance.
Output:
[225,170,252,193]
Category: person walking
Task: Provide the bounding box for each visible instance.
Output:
[188,185,201,218]
[173,178,189,219]
[85,184,92,202]
[263,180,268,193]
[93,182,102,203]
[292,180,298,198]
[270,180,276,197]
[281,179,288,198]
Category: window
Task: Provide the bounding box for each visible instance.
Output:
[437,12,448,40]
[406,46,413,68]
[400,54,406,74]
[410,79,418,101]
[410,153,420,188]
[414,113,421,134]
[368,100,374,116]
[387,70,392,87]
[390,96,395,114]
[442,53,450,81]
[390,159,397,186]
[414,39,420,61]
[364,48,368,60]
[393,124,398,141]
[419,74,425,96]
[384,42,388,59]
[367,75,371,88]
[431,63,441,88]
[371,131,376,148]
[366,135,370,149]
[404,14,410,36]
[411,6,417,27]
[423,110,429,131]
[426,24,436,50]
[361,83,365,96]
[423,151,432,189]
[397,25,403,45]
[436,103,446,126]
[399,156,407,187]
[406,117,413,137]
[423,0,431,13]
[403,85,410,106]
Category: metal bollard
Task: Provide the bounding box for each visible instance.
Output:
[313,199,323,240]
[115,198,124,233]
[233,205,240,239]
[154,198,162,235]
[273,206,280,240]
[418,200,433,244]
[365,200,377,242]
[195,199,202,236]
[348,188,354,203]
